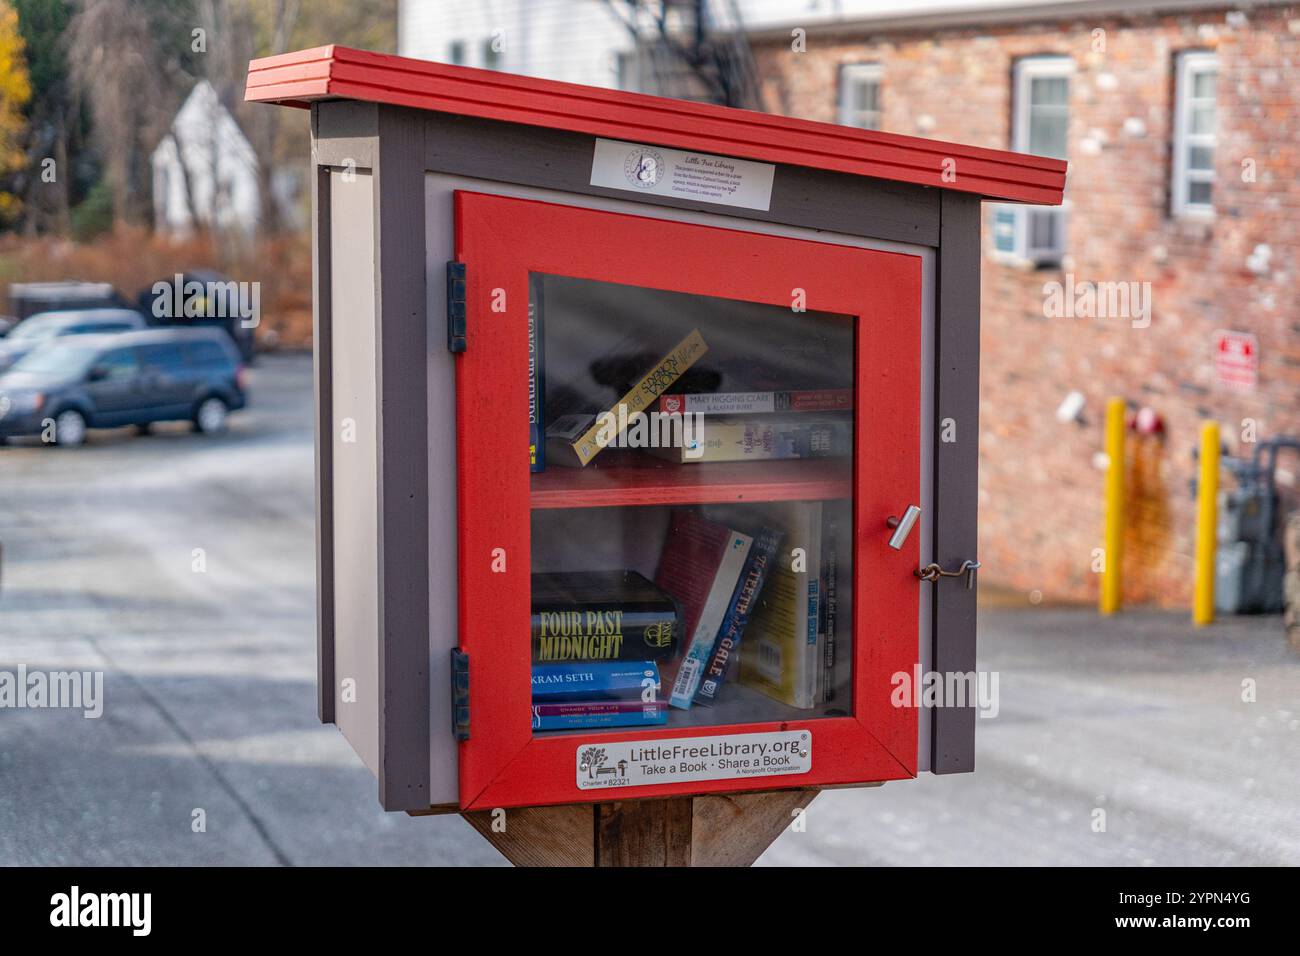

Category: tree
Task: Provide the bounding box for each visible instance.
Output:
[65,0,198,227]
[0,0,31,223]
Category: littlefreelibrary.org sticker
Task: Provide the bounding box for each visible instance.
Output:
[576,730,811,790]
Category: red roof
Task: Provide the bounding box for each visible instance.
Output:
[246,45,1065,206]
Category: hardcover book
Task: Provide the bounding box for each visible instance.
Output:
[531,571,680,662]
[647,415,852,464]
[545,328,708,467]
[694,525,782,705]
[531,661,662,702]
[528,274,545,472]
[531,699,668,731]
[659,389,851,416]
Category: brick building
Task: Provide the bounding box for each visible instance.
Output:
[748,1,1300,607]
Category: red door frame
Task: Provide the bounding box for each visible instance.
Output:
[454,191,922,810]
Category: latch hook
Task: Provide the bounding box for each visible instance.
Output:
[915,559,981,589]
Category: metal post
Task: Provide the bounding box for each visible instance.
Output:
[1100,398,1125,615]
[1193,421,1220,625]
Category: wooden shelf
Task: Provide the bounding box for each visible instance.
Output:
[530,454,851,510]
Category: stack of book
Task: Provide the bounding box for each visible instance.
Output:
[529,570,677,730]
[531,661,667,731]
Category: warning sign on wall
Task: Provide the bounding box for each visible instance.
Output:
[1213,330,1259,392]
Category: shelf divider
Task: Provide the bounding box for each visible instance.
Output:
[530,455,851,510]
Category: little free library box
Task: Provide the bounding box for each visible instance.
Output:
[245,47,1066,822]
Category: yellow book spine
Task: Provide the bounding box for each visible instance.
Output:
[569,328,709,466]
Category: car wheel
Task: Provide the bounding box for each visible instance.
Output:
[194,396,229,434]
[53,409,87,447]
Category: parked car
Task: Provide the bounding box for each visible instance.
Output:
[138,271,257,363]
[0,327,248,446]
[4,281,125,325]
[0,308,147,374]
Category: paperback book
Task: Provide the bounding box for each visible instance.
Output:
[530,661,662,703]
[545,328,709,467]
[660,389,851,416]
[531,699,668,731]
[648,415,851,464]
[654,509,754,692]
[694,525,782,705]
[738,501,824,709]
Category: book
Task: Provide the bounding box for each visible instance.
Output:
[545,328,709,467]
[531,699,668,731]
[657,514,754,709]
[694,525,782,705]
[531,661,662,702]
[653,510,752,680]
[738,501,823,709]
[660,389,851,416]
[531,571,680,662]
[528,275,545,472]
[647,415,852,464]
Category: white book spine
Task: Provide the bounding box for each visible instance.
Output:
[669,530,754,708]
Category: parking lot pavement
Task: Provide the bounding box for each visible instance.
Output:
[0,354,501,866]
[2,352,1296,866]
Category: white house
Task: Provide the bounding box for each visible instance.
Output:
[151,80,261,238]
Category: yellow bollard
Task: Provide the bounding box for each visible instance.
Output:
[1100,398,1125,615]
[1193,422,1220,625]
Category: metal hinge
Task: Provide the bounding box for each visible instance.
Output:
[450,647,470,741]
[446,261,467,353]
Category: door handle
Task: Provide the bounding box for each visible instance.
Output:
[886,505,921,550]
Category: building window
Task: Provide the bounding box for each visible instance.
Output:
[1172,51,1217,217]
[482,38,502,70]
[838,64,883,130]
[448,40,466,66]
[997,56,1072,266]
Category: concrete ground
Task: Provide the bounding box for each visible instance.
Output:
[0,353,1295,866]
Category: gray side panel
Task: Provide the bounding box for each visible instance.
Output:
[372,106,431,811]
[315,100,377,168]
[931,191,982,774]
[331,113,939,247]
[311,107,335,725]
[330,167,380,774]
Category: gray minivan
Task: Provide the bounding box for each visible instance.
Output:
[0,327,248,446]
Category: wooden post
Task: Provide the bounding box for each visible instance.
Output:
[461,789,825,867]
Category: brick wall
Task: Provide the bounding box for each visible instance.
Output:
[754,5,1300,607]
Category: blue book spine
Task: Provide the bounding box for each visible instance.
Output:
[528,276,545,472]
[694,527,782,704]
[531,661,660,702]
[531,703,668,730]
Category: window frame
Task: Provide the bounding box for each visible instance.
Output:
[1171,50,1217,219]
[995,55,1073,267]
[837,63,884,131]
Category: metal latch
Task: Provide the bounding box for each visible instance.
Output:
[915,559,981,589]
[446,261,467,353]
[451,648,470,741]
